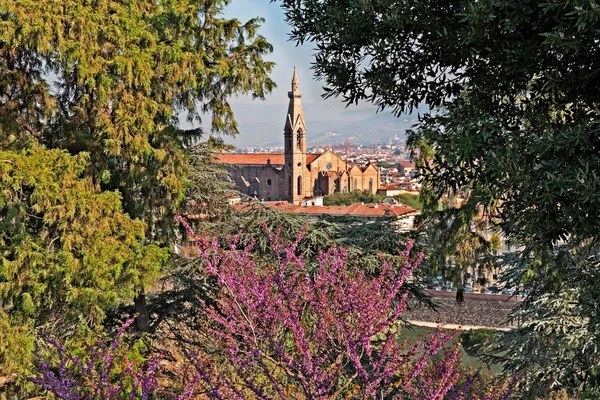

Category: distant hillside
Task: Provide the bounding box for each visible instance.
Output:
[223,101,425,147]
[308,112,417,146]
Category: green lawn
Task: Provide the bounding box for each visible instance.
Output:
[398,325,503,375]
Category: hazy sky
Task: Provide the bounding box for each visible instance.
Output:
[223,1,374,112]
[200,1,416,147]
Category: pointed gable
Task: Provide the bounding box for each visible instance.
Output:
[295,114,307,133]
[348,164,362,175]
[361,162,379,173]
[306,149,346,170]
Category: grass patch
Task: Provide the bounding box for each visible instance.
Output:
[398,325,503,374]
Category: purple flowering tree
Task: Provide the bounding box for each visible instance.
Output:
[33,319,163,400]
[178,217,516,399]
[34,219,517,399]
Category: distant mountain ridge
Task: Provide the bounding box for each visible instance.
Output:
[224,101,425,147]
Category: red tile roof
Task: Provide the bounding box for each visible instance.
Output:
[306,154,321,164]
[217,153,321,166]
[217,153,284,165]
[234,201,419,218]
[398,161,415,168]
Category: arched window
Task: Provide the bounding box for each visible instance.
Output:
[297,175,302,196]
[369,178,373,193]
[353,178,358,191]
[297,131,302,150]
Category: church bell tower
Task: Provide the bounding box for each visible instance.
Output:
[284,67,307,204]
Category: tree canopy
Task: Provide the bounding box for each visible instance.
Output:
[1,0,274,239]
[0,0,275,391]
[280,0,599,245]
[0,148,168,326]
[279,0,600,396]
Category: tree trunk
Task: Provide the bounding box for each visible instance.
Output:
[456,288,464,304]
[134,290,149,332]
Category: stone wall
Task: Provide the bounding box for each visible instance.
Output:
[226,164,288,201]
[405,290,523,328]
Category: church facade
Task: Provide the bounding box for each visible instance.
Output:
[218,69,380,205]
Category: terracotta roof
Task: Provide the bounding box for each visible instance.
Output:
[398,161,415,168]
[233,201,419,218]
[306,154,321,164]
[217,153,321,166]
[217,153,284,165]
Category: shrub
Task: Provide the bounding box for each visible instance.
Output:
[33,219,518,399]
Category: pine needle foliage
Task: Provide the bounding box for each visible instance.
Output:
[0,0,275,240]
[0,147,170,328]
[0,0,275,390]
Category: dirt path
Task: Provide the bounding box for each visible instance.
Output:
[407,320,511,331]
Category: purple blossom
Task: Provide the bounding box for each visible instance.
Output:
[33,319,161,400]
[33,219,518,399]
[181,220,518,399]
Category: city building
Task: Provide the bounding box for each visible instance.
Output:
[398,160,417,177]
[217,68,380,204]
[234,201,420,232]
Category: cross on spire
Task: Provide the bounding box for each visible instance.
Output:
[292,66,299,92]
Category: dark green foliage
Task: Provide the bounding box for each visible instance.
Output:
[415,98,599,247]
[461,328,498,359]
[229,201,419,275]
[0,0,275,389]
[418,203,500,288]
[328,216,407,254]
[279,0,600,396]
[279,0,599,246]
[322,190,382,206]
[482,242,600,398]
[184,138,236,233]
[232,200,337,259]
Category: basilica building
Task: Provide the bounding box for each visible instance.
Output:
[218,68,380,205]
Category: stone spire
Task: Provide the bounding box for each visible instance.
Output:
[284,67,307,204]
[292,66,299,92]
[285,66,306,136]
